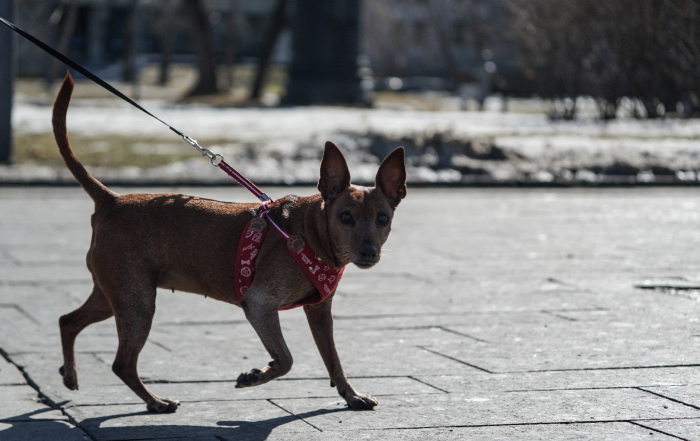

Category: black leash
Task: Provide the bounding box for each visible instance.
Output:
[1,16,273,201]
[1,16,190,140]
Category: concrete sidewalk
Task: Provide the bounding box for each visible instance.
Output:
[2,186,700,440]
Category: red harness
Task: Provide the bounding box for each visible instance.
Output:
[234,200,344,310]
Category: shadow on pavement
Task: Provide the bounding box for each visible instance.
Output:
[0,408,85,441]
[2,406,346,440]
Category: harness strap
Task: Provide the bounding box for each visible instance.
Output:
[235,202,344,310]
[260,200,290,240]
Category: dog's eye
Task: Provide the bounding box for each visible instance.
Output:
[377,214,389,225]
[340,213,353,224]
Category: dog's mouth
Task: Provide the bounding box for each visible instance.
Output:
[353,259,378,269]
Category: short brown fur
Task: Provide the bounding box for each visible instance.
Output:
[53,73,407,413]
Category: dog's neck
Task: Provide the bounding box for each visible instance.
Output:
[273,194,347,270]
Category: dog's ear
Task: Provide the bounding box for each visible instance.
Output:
[318,141,351,200]
[375,147,407,207]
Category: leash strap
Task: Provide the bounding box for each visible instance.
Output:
[219,161,270,202]
[0,17,174,133]
[0,16,272,202]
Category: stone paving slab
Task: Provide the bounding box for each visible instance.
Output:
[0,354,26,386]
[415,368,700,394]
[0,285,83,327]
[245,422,682,440]
[423,340,700,373]
[641,418,700,440]
[272,388,697,430]
[0,266,91,284]
[0,385,68,422]
[642,385,700,409]
[3,187,700,440]
[332,274,620,315]
[11,352,121,392]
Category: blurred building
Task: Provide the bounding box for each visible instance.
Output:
[363,0,520,98]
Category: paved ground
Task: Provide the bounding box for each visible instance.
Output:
[2,186,700,440]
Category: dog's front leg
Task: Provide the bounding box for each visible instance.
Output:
[304,298,378,409]
[236,293,293,388]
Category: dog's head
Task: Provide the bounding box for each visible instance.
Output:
[318,141,407,269]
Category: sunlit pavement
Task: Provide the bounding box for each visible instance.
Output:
[2,185,700,440]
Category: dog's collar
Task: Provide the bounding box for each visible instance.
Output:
[234,201,344,310]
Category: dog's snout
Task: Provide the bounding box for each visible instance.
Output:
[359,243,378,261]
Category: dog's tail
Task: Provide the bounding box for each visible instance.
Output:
[52,72,118,205]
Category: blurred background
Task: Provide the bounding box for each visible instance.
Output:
[1,0,700,186]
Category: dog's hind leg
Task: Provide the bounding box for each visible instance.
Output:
[59,284,113,390]
[108,282,180,413]
[236,293,294,388]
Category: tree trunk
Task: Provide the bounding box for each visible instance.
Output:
[422,0,461,89]
[49,2,79,85]
[183,0,219,96]
[283,0,365,105]
[123,0,138,82]
[223,0,241,90]
[0,0,15,163]
[157,0,176,86]
[249,0,288,100]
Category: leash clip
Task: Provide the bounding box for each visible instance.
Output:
[182,135,224,166]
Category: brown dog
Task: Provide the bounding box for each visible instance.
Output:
[52,74,407,413]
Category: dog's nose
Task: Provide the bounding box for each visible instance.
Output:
[359,244,378,261]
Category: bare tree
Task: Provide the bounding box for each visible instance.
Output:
[362,0,398,77]
[123,0,139,83]
[505,0,592,118]
[249,0,289,101]
[506,0,700,119]
[421,0,461,86]
[183,0,219,96]
[48,1,79,86]
[223,0,242,90]
[155,0,178,86]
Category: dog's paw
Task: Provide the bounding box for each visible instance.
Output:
[235,368,264,388]
[147,398,180,413]
[344,394,378,410]
[59,365,79,390]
